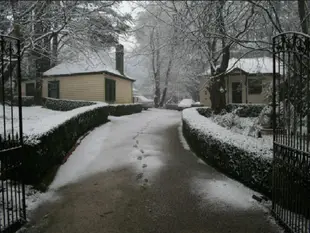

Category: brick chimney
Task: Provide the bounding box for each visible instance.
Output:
[115,44,124,75]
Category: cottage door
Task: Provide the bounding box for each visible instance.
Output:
[232,82,242,103]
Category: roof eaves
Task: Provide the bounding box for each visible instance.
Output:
[102,71,135,82]
[43,70,135,82]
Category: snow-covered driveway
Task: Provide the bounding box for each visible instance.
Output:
[26,109,282,233]
[49,109,176,190]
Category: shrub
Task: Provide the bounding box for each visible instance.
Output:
[197,107,213,118]
[11,96,35,106]
[21,105,110,184]
[42,97,95,111]
[182,108,273,197]
[165,104,179,111]
[191,103,203,107]
[226,103,265,117]
[109,103,142,116]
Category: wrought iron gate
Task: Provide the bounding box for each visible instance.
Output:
[0,35,26,232]
[273,32,310,233]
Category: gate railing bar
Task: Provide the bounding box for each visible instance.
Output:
[273,142,310,157]
[1,38,6,140]
[17,38,25,221]
[272,35,276,212]
[0,35,26,232]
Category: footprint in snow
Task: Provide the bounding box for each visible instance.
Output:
[137,156,142,160]
[140,149,144,154]
[142,164,147,168]
[136,173,143,180]
[136,140,139,144]
[133,144,138,148]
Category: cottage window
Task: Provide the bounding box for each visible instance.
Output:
[25,83,35,96]
[248,78,262,94]
[48,81,60,99]
[105,78,116,102]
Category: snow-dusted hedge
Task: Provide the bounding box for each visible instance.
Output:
[22,104,110,185]
[182,108,273,196]
[226,103,266,117]
[12,96,35,106]
[42,97,95,111]
[109,103,142,116]
[165,104,179,111]
[197,107,213,118]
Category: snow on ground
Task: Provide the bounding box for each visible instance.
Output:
[50,109,180,190]
[0,181,57,228]
[178,99,194,108]
[192,176,260,210]
[0,103,108,140]
[182,108,273,158]
[0,106,60,136]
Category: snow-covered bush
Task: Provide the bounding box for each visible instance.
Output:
[226,103,266,117]
[165,104,179,111]
[182,108,273,196]
[10,103,143,185]
[178,98,195,108]
[21,104,110,185]
[191,102,203,107]
[257,105,272,128]
[212,112,236,129]
[11,96,35,106]
[198,107,261,138]
[42,97,95,111]
[109,103,143,116]
[197,107,213,118]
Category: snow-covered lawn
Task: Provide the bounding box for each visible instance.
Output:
[183,108,273,158]
[0,106,62,136]
[0,103,108,138]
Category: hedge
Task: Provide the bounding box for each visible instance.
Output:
[226,103,266,117]
[42,97,95,111]
[197,107,213,118]
[11,96,35,106]
[21,104,110,185]
[182,108,272,197]
[165,104,179,111]
[109,103,142,116]
[18,103,144,185]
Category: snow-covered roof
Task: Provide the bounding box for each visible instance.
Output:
[201,57,280,77]
[226,57,274,74]
[43,50,135,81]
[199,57,281,90]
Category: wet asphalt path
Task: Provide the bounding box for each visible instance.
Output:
[24,109,282,233]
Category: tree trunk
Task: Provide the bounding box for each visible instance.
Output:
[298,0,309,34]
[33,2,51,105]
[208,0,230,114]
[154,79,160,108]
[159,87,167,107]
[209,75,226,114]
